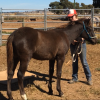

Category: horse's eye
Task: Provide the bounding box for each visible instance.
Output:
[87,27,92,30]
[89,26,93,29]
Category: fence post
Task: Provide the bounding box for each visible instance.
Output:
[44,8,47,31]
[0,8,2,46]
[91,8,94,29]
[22,18,24,27]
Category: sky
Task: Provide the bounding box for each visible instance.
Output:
[0,0,93,10]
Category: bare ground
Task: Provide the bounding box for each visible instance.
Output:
[0,43,100,100]
[0,19,100,99]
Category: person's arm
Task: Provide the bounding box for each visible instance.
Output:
[72,38,85,45]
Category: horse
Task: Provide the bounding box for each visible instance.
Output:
[7,18,97,100]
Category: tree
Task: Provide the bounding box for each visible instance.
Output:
[81,3,86,7]
[49,1,63,14]
[49,0,74,10]
[75,2,80,9]
[60,0,69,9]
[93,0,100,8]
[49,0,93,14]
[67,1,74,9]
[49,1,60,9]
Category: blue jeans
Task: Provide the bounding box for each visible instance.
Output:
[70,42,92,81]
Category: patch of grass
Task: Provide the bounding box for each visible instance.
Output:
[4,17,23,21]
[90,88,100,95]
[2,43,6,46]
[95,67,100,71]
[76,89,89,98]
[2,31,12,34]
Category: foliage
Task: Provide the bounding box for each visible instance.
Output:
[49,1,63,14]
[49,0,94,14]
[60,0,69,9]
[93,0,100,8]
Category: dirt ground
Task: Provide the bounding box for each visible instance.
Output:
[0,43,100,100]
[0,19,100,100]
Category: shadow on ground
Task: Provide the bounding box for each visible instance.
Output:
[0,70,88,99]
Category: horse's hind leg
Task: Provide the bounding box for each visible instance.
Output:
[48,60,55,95]
[7,58,19,100]
[17,59,29,100]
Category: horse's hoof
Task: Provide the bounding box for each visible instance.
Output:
[59,92,64,97]
[21,94,27,100]
[48,92,53,95]
[9,98,14,100]
[48,91,53,95]
[48,89,53,95]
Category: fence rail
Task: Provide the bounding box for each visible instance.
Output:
[0,8,100,46]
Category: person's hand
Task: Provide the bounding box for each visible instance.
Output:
[74,40,78,42]
[72,40,78,45]
[81,38,84,43]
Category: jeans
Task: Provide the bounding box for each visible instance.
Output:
[70,42,92,81]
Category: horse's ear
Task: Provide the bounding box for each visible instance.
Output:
[84,18,91,26]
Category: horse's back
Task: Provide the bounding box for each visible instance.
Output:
[9,27,69,60]
[9,27,38,58]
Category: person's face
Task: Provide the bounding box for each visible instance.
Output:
[69,15,77,21]
[69,16,73,21]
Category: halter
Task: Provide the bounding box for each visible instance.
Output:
[72,21,96,62]
[81,22,96,39]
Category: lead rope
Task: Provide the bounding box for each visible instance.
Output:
[72,21,96,62]
[72,43,82,62]
[77,44,82,55]
[82,21,96,39]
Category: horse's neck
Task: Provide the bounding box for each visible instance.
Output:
[65,25,82,44]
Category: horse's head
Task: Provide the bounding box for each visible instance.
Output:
[80,18,97,44]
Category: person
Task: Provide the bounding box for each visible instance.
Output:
[67,9,92,85]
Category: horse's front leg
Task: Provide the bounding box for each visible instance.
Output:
[48,60,55,95]
[56,55,65,97]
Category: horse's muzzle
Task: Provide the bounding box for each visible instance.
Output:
[91,37,97,44]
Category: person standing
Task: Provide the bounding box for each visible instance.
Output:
[67,9,92,85]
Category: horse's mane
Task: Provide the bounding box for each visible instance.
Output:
[55,23,69,29]
[55,18,91,29]
[69,18,91,26]
[68,18,91,25]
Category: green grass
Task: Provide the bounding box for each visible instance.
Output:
[2,31,12,34]
[2,43,6,46]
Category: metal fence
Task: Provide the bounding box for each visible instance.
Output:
[0,8,100,46]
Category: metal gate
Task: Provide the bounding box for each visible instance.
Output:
[0,8,2,46]
[0,8,100,46]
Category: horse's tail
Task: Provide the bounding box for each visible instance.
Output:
[7,34,14,74]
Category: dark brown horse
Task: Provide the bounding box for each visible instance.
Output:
[7,18,97,100]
